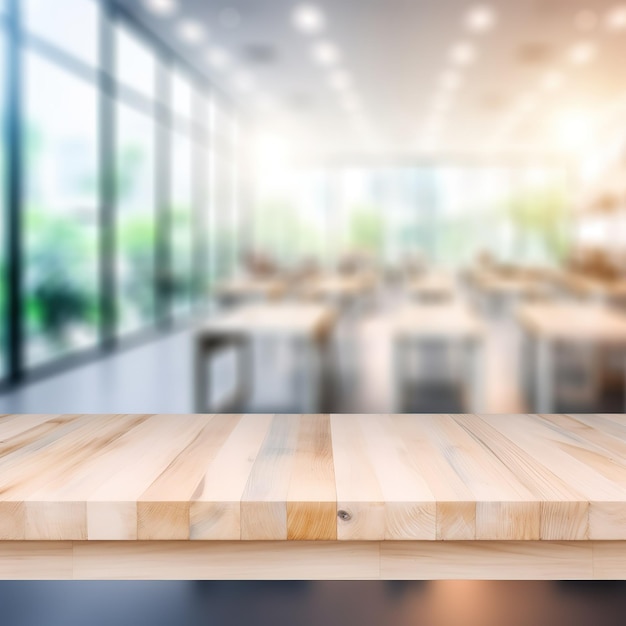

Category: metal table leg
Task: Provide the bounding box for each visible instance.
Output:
[536,337,554,414]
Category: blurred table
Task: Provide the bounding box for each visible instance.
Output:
[518,302,626,413]
[194,303,337,413]
[556,271,626,306]
[389,302,486,412]
[473,270,553,314]
[214,276,287,305]
[405,271,456,303]
[299,275,371,307]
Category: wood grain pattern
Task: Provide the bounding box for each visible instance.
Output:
[2,540,626,580]
[0,413,625,542]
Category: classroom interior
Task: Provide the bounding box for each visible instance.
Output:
[1,0,626,418]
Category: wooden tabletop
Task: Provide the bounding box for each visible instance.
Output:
[405,272,456,299]
[300,275,370,299]
[518,302,626,342]
[391,302,485,339]
[2,413,626,542]
[197,303,337,339]
[473,270,550,297]
[556,271,626,300]
[214,277,287,299]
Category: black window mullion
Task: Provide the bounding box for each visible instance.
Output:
[6,0,23,384]
[99,0,116,350]
[155,60,171,329]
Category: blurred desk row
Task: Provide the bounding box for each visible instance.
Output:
[200,267,626,415]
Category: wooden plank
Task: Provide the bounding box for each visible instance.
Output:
[240,414,301,540]
[0,414,65,442]
[0,414,150,540]
[0,414,85,468]
[453,414,588,540]
[393,414,477,540]
[330,414,385,540]
[592,542,626,579]
[539,413,626,465]
[286,414,337,541]
[411,414,541,540]
[380,541,594,580]
[72,541,380,580]
[86,414,213,540]
[190,414,273,540]
[356,414,436,540]
[481,414,626,539]
[137,414,241,540]
[0,542,73,579]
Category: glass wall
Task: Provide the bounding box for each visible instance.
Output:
[252,164,570,269]
[209,98,237,285]
[23,51,100,367]
[115,102,156,334]
[0,0,240,383]
[0,23,6,379]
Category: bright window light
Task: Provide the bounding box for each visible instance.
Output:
[555,110,593,150]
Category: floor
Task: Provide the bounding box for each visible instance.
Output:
[0,581,624,626]
[0,286,620,415]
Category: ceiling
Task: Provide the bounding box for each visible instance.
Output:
[122,0,626,160]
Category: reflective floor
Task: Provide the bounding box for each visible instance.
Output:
[0,581,624,626]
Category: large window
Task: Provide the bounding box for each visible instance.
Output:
[23,0,100,67]
[170,129,193,314]
[210,99,237,283]
[0,28,6,378]
[116,103,156,334]
[0,2,240,382]
[114,23,156,101]
[23,51,99,366]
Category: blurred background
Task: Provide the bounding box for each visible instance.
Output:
[1,581,626,626]
[1,0,626,414]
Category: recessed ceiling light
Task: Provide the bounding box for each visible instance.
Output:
[177,19,207,44]
[450,41,477,65]
[542,71,564,91]
[606,5,626,30]
[329,69,352,91]
[466,5,496,32]
[440,70,463,90]
[568,41,596,65]
[142,0,177,16]
[312,41,341,66]
[206,46,232,70]
[575,9,598,31]
[292,4,326,34]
